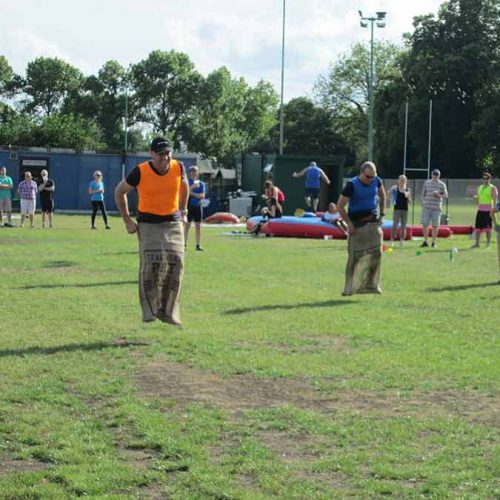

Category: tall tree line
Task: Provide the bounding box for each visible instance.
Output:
[1,0,499,175]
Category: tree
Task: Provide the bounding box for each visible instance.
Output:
[314,41,403,164]
[130,50,202,142]
[396,0,500,176]
[22,57,84,116]
[181,69,278,164]
[271,97,351,159]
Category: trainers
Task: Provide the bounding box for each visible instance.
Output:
[91,226,97,230]
[196,245,204,252]
[105,225,111,230]
[420,241,429,248]
[485,243,491,249]
[431,242,437,248]
[470,243,480,249]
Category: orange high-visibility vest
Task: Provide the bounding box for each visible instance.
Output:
[136,160,182,216]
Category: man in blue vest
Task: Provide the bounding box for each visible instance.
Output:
[337,161,386,296]
[292,161,330,213]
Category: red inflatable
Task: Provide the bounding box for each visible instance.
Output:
[260,220,346,239]
[447,225,474,235]
[382,227,413,241]
[409,226,452,238]
[205,212,239,224]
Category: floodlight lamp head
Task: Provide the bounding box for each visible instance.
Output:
[358,10,363,17]
[376,21,386,28]
[376,11,386,20]
[360,20,368,28]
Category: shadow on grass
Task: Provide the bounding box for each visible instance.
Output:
[224,299,357,315]
[0,339,150,358]
[42,260,77,268]
[426,281,499,292]
[18,280,136,290]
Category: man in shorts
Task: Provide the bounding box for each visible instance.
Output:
[184,166,206,251]
[420,169,448,248]
[292,161,330,213]
[38,169,56,228]
[0,166,13,227]
[17,171,38,228]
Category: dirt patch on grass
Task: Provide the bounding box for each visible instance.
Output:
[0,458,48,475]
[136,358,500,425]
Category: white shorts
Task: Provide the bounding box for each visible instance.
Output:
[0,198,12,212]
[20,198,36,215]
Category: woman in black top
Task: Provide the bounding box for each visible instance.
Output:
[390,175,411,246]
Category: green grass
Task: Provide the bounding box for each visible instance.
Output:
[0,214,499,498]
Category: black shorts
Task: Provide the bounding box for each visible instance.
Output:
[305,187,320,199]
[475,210,492,229]
[41,200,54,213]
[188,205,202,223]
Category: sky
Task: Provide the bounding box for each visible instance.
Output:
[1,0,444,101]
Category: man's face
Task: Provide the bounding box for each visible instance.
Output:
[152,150,172,167]
[25,172,32,181]
[0,167,6,176]
[360,168,376,184]
[189,169,199,180]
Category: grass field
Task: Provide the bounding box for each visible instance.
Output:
[0,214,499,499]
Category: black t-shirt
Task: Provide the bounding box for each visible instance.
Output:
[38,179,54,204]
[125,161,185,223]
[394,188,409,211]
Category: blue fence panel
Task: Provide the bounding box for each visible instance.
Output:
[0,149,198,212]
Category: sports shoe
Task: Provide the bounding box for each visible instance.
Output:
[91,226,97,230]
[420,241,429,248]
[105,225,111,230]
[485,243,491,249]
[431,242,437,248]
[470,243,480,249]
[196,245,204,252]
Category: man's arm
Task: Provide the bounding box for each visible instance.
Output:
[441,182,448,199]
[320,169,331,185]
[292,168,308,178]
[378,183,386,220]
[114,180,137,234]
[179,176,189,222]
[337,194,354,234]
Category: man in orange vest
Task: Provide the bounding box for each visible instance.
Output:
[115,137,189,326]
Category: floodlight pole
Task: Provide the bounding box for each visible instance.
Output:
[368,19,374,161]
[279,0,286,156]
[359,10,386,162]
[122,84,129,179]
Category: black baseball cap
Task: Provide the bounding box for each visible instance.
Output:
[150,137,173,153]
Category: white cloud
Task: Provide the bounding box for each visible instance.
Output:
[0,0,443,99]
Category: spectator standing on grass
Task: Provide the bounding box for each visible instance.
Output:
[0,166,13,227]
[184,166,206,251]
[389,174,411,247]
[89,171,110,230]
[491,199,500,282]
[337,161,386,296]
[17,171,38,229]
[420,169,448,248]
[292,161,330,213]
[115,137,189,327]
[38,169,55,228]
[471,172,498,249]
